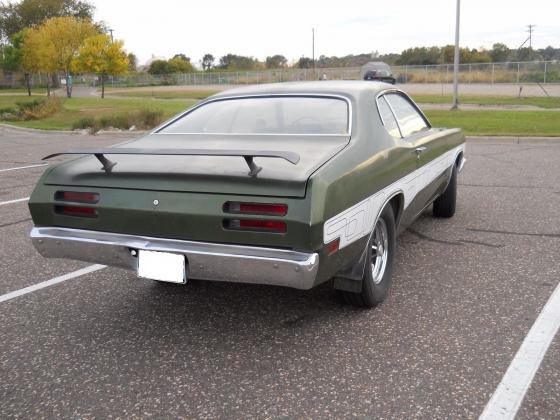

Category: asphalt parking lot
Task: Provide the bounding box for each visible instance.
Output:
[1,126,559,418]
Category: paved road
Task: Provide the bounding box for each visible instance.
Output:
[104,82,560,99]
[0,127,559,418]
[400,82,560,97]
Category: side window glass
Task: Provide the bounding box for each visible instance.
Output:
[377,96,401,138]
[385,93,429,137]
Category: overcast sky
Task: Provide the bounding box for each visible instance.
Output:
[92,0,559,66]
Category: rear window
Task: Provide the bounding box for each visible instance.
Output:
[158,96,349,135]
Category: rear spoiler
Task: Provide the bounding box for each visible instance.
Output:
[43,148,300,177]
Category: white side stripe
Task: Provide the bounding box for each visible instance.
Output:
[0,197,30,206]
[0,163,47,173]
[479,283,560,420]
[0,264,106,303]
[323,145,464,249]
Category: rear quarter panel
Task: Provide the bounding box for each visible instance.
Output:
[309,93,465,285]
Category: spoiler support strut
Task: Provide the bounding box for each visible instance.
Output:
[94,153,117,173]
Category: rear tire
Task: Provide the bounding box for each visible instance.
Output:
[340,205,396,308]
[433,164,457,218]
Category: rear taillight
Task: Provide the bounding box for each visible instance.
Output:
[326,238,340,255]
[224,202,288,216]
[55,205,97,218]
[224,219,287,233]
[55,191,99,204]
[54,191,99,217]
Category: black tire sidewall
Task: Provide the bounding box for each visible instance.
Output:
[434,164,457,217]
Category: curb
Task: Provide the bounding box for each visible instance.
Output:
[0,123,148,136]
[467,136,560,143]
[2,124,558,142]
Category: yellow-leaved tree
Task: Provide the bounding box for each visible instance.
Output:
[21,27,58,96]
[36,16,98,97]
[74,34,129,98]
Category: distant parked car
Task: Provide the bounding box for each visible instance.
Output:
[30,81,465,308]
[362,61,396,84]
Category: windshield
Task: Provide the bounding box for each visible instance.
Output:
[158,96,349,135]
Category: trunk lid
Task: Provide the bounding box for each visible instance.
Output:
[43,133,350,198]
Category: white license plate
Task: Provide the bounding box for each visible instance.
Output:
[137,250,186,284]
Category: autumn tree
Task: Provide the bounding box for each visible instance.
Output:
[74,33,128,98]
[147,55,194,74]
[21,26,57,95]
[34,16,97,97]
[168,55,194,73]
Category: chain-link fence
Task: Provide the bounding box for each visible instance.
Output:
[2,60,559,89]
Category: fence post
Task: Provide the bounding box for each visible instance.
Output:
[425,65,428,83]
[517,63,520,84]
[544,61,547,84]
[491,63,495,84]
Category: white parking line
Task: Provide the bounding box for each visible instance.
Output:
[0,163,47,173]
[0,197,30,206]
[0,264,106,303]
[479,283,560,419]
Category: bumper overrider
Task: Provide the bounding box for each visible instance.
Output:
[30,227,320,290]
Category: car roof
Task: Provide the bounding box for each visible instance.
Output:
[210,81,393,102]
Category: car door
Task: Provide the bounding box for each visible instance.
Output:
[383,92,444,222]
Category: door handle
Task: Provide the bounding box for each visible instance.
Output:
[415,147,427,156]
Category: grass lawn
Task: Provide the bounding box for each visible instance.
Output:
[1,93,559,136]
[0,88,51,96]
[425,109,560,137]
[0,95,197,130]
[413,94,560,109]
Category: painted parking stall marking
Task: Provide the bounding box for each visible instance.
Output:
[0,163,47,173]
[0,264,106,303]
[0,197,30,206]
[479,282,560,420]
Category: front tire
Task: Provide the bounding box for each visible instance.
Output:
[433,164,457,218]
[341,205,396,308]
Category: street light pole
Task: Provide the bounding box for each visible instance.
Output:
[312,28,315,78]
[451,0,460,110]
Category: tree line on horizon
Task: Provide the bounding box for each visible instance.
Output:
[144,44,560,75]
[2,0,560,83]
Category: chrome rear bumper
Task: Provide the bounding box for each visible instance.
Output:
[30,227,319,290]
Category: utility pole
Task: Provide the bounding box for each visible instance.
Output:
[527,24,535,48]
[451,0,461,110]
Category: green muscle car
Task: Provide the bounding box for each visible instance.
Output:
[29,81,465,307]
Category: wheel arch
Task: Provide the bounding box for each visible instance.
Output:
[333,191,402,291]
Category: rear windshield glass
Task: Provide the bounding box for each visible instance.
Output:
[158,96,349,135]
